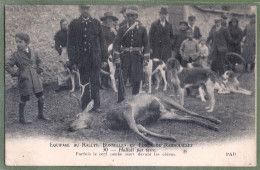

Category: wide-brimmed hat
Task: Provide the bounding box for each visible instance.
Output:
[125,5,138,15]
[120,7,126,13]
[159,7,168,14]
[100,12,118,21]
[79,5,91,10]
[188,15,196,21]
[179,20,188,26]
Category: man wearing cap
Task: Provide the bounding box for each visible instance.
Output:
[172,20,188,64]
[119,7,127,27]
[149,7,174,63]
[100,12,118,89]
[67,5,108,112]
[113,5,150,95]
[187,15,202,40]
[207,16,234,76]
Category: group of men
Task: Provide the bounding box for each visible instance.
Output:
[6,5,243,124]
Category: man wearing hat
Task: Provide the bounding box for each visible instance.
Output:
[100,12,118,89]
[207,16,234,76]
[113,5,150,95]
[187,15,202,40]
[172,20,188,64]
[119,7,127,27]
[149,7,174,63]
[67,5,108,112]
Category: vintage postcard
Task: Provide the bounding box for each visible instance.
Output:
[4,4,256,166]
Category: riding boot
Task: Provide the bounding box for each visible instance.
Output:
[19,102,32,124]
[37,99,50,121]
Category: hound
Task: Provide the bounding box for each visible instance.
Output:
[221,70,252,95]
[166,58,222,112]
[141,58,167,93]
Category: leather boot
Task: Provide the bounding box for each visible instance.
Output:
[19,102,32,124]
[37,99,50,121]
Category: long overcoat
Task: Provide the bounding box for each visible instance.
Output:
[149,20,174,62]
[5,49,43,96]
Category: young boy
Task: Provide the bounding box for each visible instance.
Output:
[198,37,209,68]
[5,33,49,124]
[179,29,199,67]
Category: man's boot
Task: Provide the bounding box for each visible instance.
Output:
[37,98,50,121]
[19,102,32,124]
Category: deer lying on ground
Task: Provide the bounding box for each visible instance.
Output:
[69,70,221,146]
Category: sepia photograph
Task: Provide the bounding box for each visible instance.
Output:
[4,4,256,166]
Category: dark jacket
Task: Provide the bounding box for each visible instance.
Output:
[119,20,127,27]
[54,29,67,55]
[207,26,234,53]
[113,23,150,55]
[5,48,43,96]
[228,19,243,54]
[149,19,174,62]
[172,29,187,53]
[101,24,116,51]
[113,22,150,83]
[188,25,202,40]
[67,16,108,71]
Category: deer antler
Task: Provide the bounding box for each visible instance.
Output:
[70,69,89,106]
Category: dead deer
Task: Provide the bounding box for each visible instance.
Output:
[69,72,221,146]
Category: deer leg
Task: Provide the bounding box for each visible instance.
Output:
[159,111,218,131]
[137,124,176,142]
[123,110,156,146]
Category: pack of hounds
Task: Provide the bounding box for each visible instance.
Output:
[67,44,252,145]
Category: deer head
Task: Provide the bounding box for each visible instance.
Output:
[69,99,94,132]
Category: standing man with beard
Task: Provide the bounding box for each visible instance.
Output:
[67,5,108,112]
[149,7,174,63]
[113,5,150,95]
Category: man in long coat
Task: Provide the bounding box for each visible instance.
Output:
[113,5,150,95]
[149,7,174,63]
[187,15,202,40]
[5,33,49,124]
[67,5,108,112]
[207,17,234,76]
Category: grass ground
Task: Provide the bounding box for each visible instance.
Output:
[5,71,255,145]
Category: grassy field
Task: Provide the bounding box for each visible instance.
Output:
[5,71,255,145]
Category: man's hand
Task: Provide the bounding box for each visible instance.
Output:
[143,60,149,67]
[101,61,108,69]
